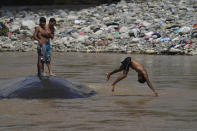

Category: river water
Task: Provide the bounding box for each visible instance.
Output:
[0,52,197,131]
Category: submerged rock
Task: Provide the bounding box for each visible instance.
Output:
[0,76,96,99]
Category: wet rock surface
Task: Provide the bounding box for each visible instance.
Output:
[0,76,96,99]
[0,0,197,55]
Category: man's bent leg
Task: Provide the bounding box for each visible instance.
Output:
[110,71,128,92]
[106,66,123,81]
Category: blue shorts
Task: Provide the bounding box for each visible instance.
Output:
[37,42,51,63]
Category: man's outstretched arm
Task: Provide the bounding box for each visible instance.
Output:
[144,73,159,97]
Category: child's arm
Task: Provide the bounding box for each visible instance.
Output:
[48,31,54,39]
[46,27,55,39]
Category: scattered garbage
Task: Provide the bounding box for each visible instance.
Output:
[66,30,76,36]
[79,32,85,35]
[93,28,101,33]
[173,29,180,33]
[193,24,197,28]
[74,20,86,24]
[21,19,36,30]
[152,33,161,39]
[179,26,191,34]
[0,0,197,55]
[191,31,197,38]
[160,37,171,42]
[6,19,14,24]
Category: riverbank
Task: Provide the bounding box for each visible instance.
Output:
[0,0,197,55]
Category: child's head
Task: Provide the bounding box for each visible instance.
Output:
[49,18,56,26]
[138,73,146,83]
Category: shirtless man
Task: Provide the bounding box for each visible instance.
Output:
[106,57,159,97]
[33,17,55,77]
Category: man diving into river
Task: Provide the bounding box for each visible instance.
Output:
[106,57,159,97]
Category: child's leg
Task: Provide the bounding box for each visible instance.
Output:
[47,62,56,76]
[106,66,123,81]
[110,70,128,92]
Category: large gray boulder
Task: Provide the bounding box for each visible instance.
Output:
[0,76,96,99]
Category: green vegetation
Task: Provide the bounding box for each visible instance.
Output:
[0,22,9,36]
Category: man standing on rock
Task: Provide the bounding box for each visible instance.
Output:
[33,17,56,77]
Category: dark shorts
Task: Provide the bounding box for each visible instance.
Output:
[37,42,52,63]
[121,57,131,72]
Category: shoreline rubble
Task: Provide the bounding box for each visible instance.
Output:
[0,0,197,55]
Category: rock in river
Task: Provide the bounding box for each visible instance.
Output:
[0,76,96,99]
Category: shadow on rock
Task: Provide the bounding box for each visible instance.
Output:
[0,76,96,99]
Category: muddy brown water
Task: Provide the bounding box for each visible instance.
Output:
[0,52,197,131]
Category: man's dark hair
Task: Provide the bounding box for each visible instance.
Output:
[40,17,46,23]
[138,75,146,83]
[49,18,56,23]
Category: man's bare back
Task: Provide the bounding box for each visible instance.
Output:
[130,59,147,74]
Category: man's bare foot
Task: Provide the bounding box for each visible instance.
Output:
[49,73,56,77]
[106,73,111,81]
[154,92,159,97]
[110,84,115,92]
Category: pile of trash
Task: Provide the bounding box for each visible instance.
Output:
[0,0,197,55]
